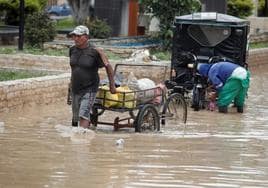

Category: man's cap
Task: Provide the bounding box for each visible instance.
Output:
[69,25,89,35]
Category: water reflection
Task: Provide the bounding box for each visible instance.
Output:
[0,66,267,188]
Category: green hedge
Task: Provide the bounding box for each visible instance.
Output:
[227,0,254,18]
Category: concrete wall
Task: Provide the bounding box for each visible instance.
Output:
[248,48,268,69]
[248,17,268,35]
[250,32,268,43]
[0,54,69,72]
[0,74,69,112]
[0,48,267,112]
[0,54,70,112]
[247,17,268,43]
[200,0,227,14]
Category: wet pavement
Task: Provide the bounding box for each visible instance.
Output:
[0,65,267,188]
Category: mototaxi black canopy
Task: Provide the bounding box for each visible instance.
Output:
[172,12,250,67]
[174,12,249,27]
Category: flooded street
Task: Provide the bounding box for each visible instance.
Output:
[0,66,268,188]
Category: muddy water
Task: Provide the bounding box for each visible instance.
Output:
[0,66,268,188]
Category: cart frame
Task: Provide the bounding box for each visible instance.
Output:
[91,63,187,132]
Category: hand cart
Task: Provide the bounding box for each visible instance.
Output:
[91,63,188,132]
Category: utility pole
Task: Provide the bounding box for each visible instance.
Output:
[18,0,24,51]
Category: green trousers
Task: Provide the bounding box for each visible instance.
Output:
[217,71,250,107]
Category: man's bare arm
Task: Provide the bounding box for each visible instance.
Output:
[96,48,116,94]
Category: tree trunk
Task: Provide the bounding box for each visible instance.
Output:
[265,0,268,16]
[67,0,92,24]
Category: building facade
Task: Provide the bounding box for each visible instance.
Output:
[47,0,138,37]
[200,0,227,14]
[94,0,138,36]
[47,0,66,6]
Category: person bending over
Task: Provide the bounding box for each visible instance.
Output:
[198,61,250,113]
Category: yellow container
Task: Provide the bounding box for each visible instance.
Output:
[96,85,118,108]
[116,86,136,108]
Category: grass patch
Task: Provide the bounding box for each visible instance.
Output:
[0,70,49,81]
[105,51,124,60]
[0,46,124,59]
[55,17,76,30]
[249,41,268,49]
[23,47,69,56]
[150,48,171,61]
[0,46,69,56]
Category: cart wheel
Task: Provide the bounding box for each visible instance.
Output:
[192,87,206,111]
[192,87,201,111]
[135,104,160,133]
[162,93,187,126]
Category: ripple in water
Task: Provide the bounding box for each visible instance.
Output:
[54,124,95,144]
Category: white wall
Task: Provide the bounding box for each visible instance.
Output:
[149,16,160,32]
[248,16,268,34]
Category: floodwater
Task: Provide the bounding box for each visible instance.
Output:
[0,66,267,188]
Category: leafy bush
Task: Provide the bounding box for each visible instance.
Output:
[0,0,44,25]
[38,0,47,10]
[85,17,112,39]
[227,0,254,18]
[25,11,56,48]
[150,48,171,61]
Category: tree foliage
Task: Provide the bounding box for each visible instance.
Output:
[66,0,111,38]
[85,17,112,39]
[139,0,201,49]
[38,0,47,9]
[67,0,93,24]
[0,0,45,25]
[24,11,56,48]
[227,0,254,18]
